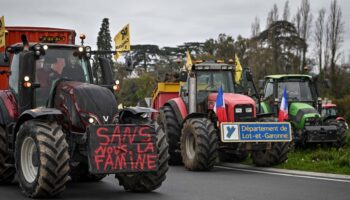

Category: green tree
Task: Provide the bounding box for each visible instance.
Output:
[96,18,113,62]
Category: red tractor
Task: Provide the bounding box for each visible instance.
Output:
[322,102,349,131]
[152,61,291,170]
[0,35,168,198]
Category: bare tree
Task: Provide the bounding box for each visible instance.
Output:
[314,8,326,74]
[293,8,302,71]
[327,0,344,93]
[283,0,290,21]
[300,0,313,70]
[266,4,279,28]
[251,16,260,37]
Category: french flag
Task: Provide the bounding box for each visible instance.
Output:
[278,86,289,122]
[214,85,227,122]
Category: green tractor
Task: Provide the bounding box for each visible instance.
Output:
[259,74,347,147]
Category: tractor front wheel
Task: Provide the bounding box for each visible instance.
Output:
[15,120,70,198]
[326,119,347,148]
[180,118,218,171]
[117,124,169,192]
[251,142,289,167]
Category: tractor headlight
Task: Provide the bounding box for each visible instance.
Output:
[235,107,243,113]
[85,46,91,52]
[78,46,84,52]
[245,107,252,113]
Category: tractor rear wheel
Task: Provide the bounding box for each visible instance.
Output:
[326,119,347,148]
[180,118,218,171]
[251,142,289,167]
[159,105,182,165]
[70,163,106,182]
[15,120,70,198]
[117,124,169,192]
[0,126,16,184]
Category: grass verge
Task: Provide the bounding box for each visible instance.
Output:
[242,133,350,175]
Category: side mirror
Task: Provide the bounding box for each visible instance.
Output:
[125,56,134,71]
[179,71,188,82]
[98,57,114,85]
[18,51,35,112]
[324,79,331,88]
[258,79,265,90]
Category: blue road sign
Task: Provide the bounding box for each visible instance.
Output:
[220,122,292,142]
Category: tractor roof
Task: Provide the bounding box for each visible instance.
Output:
[265,74,312,80]
[193,61,234,70]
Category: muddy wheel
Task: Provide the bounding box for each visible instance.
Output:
[117,124,169,192]
[251,117,289,167]
[70,163,106,182]
[15,120,70,198]
[159,105,182,165]
[180,118,218,171]
[326,119,347,148]
[0,126,16,184]
[251,142,289,167]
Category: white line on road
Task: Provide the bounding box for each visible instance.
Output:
[216,165,350,183]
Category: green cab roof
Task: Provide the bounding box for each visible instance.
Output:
[265,74,312,79]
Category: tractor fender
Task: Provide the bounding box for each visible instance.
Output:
[182,113,208,126]
[164,97,188,124]
[14,107,62,134]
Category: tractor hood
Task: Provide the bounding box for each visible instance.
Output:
[208,93,256,107]
[54,81,118,132]
[289,102,321,129]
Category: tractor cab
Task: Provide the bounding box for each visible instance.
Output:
[180,61,236,113]
[261,75,318,114]
[260,74,347,147]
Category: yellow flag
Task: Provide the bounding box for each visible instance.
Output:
[114,24,130,60]
[235,54,242,84]
[0,16,5,48]
[185,50,193,71]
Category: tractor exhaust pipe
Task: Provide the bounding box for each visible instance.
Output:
[189,72,197,114]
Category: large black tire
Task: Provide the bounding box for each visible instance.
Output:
[15,120,70,198]
[159,105,182,165]
[251,142,289,167]
[0,126,16,184]
[251,117,289,167]
[326,119,347,148]
[180,118,218,171]
[70,163,106,182]
[117,124,169,192]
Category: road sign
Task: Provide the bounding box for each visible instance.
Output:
[220,122,292,142]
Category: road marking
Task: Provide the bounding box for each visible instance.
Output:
[216,165,350,183]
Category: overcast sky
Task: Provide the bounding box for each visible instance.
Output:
[2,0,350,61]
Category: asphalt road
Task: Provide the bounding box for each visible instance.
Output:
[1,165,349,200]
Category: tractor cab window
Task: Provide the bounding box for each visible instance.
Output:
[36,49,90,87]
[277,80,313,101]
[322,107,337,117]
[196,71,234,93]
[9,53,20,95]
[263,80,274,100]
[35,48,91,107]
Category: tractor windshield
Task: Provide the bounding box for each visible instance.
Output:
[35,48,91,107]
[277,80,313,101]
[322,107,337,117]
[35,48,91,85]
[196,71,235,93]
